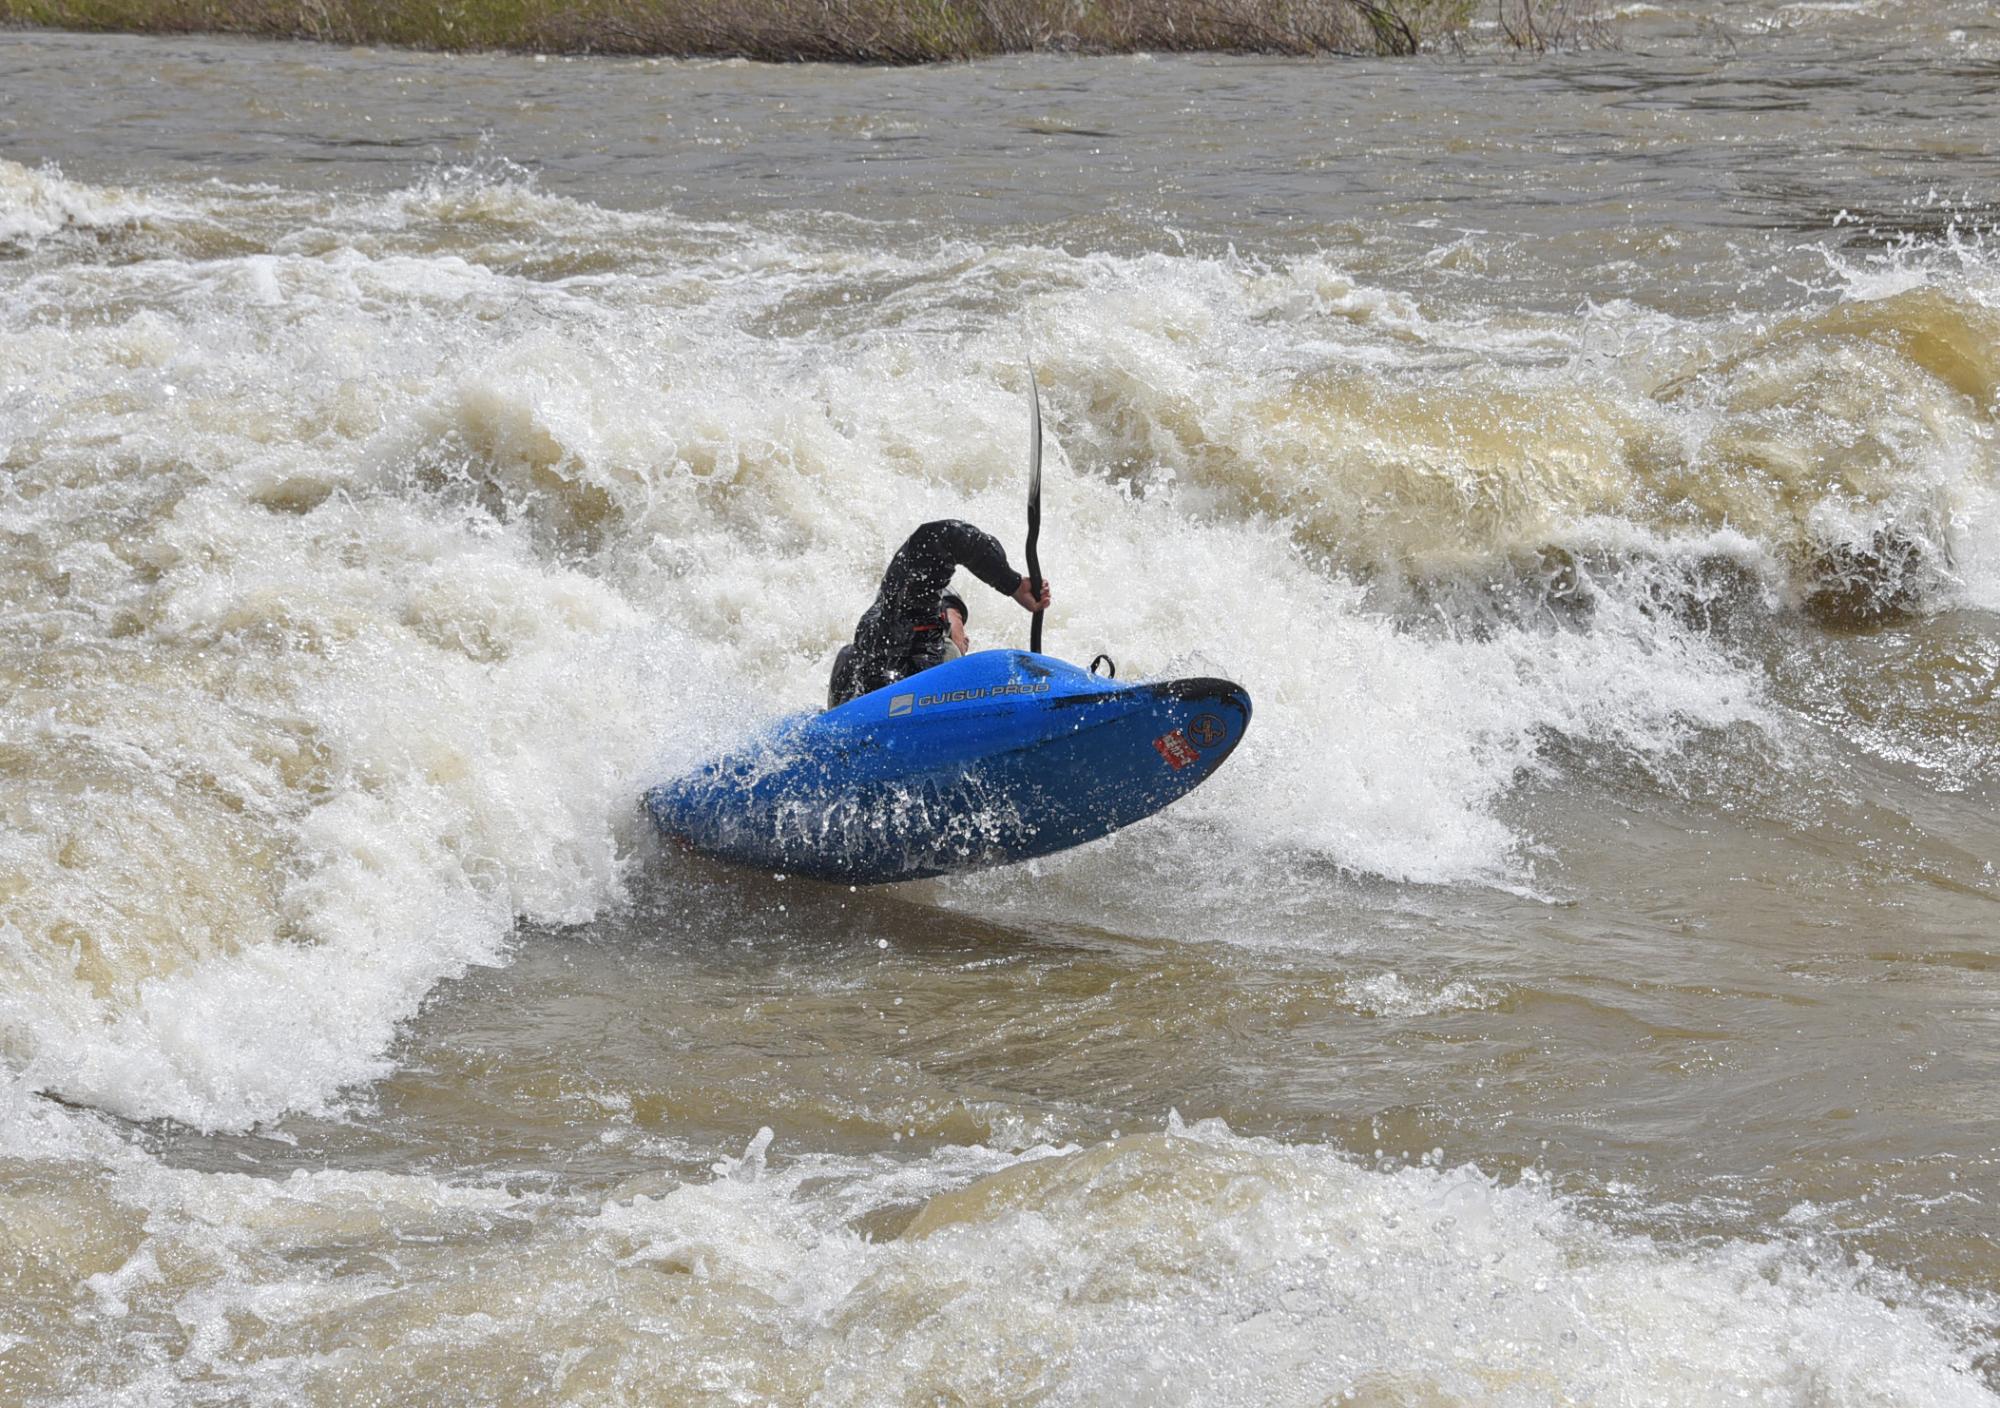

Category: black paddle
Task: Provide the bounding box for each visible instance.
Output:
[1026,362,1045,654]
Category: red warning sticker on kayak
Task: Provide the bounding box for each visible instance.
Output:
[1153,729,1201,770]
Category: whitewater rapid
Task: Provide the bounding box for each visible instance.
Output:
[2,25,1997,1395]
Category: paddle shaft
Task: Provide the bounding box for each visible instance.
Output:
[1027,364,1045,653]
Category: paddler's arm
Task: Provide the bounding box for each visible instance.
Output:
[879,519,1040,616]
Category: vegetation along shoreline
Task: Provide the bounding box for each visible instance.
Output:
[0,0,1605,62]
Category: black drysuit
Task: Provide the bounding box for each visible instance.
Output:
[827,520,1021,708]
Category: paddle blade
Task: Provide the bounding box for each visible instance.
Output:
[1028,365,1043,515]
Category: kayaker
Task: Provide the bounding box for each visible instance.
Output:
[827,519,1053,708]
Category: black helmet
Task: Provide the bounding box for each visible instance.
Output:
[939,590,968,623]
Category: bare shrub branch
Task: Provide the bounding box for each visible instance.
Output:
[1496,0,1615,52]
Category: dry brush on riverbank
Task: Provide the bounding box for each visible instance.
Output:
[0,0,1603,59]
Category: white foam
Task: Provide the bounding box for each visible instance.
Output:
[0,159,184,246]
[1340,971,1497,1016]
[9,1108,1989,1406]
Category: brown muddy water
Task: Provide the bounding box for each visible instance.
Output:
[2,6,1999,1402]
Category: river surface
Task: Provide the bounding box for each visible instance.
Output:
[3,6,1999,1403]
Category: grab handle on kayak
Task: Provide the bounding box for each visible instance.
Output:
[1090,653,1116,678]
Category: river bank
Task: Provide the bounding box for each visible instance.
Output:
[0,0,1594,61]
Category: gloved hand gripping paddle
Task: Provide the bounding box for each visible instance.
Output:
[1026,362,1045,655]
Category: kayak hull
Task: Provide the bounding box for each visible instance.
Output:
[644,651,1250,884]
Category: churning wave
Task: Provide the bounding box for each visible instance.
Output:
[1,159,1994,1131]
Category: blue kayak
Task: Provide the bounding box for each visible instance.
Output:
[645,650,1250,884]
